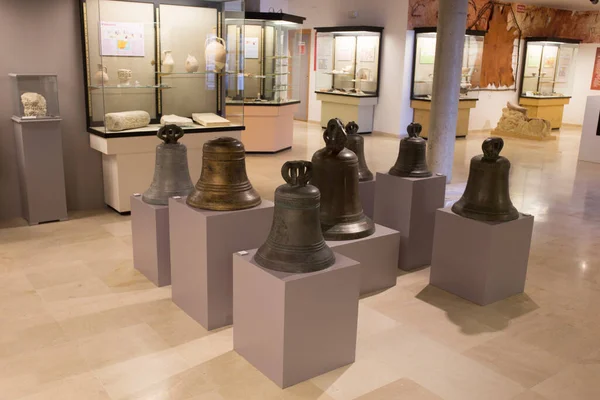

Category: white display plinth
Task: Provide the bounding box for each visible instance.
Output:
[374,173,446,271]
[430,208,534,306]
[233,250,360,388]
[358,178,376,219]
[168,197,274,330]
[327,224,399,296]
[89,129,242,213]
[131,195,171,287]
[578,95,600,164]
[316,93,378,133]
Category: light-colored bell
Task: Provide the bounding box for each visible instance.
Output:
[142,125,194,205]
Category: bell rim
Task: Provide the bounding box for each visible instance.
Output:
[358,171,374,182]
[322,217,375,241]
[388,168,432,178]
[451,203,520,222]
[186,192,262,211]
[253,249,336,274]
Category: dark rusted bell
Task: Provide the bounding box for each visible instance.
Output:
[186,137,261,211]
[344,121,373,182]
[452,137,519,222]
[311,118,375,240]
[142,125,194,205]
[389,123,432,178]
[254,160,336,273]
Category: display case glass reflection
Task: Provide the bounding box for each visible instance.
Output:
[314,26,383,97]
[9,74,60,120]
[225,12,305,105]
[519,37,580,98]
[81,0,244,136]
[412,28,484,101]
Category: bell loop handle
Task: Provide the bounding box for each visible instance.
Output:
[345,121,359,135]
[158,124,184,144]
[482,137,504,160]
[282,161,312,187]
[323,118,347,154]
[407,122,423,138]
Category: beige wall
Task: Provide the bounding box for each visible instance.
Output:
[0,0,104,220]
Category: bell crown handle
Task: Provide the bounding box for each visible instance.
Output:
[157,124,184,144]
[345,121,359,135]
[323,118,347,154]
[482,137,504,160]
[282,161,312,187]
[407,122,423,138]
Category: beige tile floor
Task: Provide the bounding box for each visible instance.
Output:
[1,121,599,399]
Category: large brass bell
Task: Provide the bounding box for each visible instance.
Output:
[142,125,194,205]
[344,121,373,182]
[452,137,519,222]
[254,160,336,273]
[186,137,261,211]
[389,123,432,178]
[311,118,375,240]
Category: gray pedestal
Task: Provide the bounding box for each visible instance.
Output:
[430,208,534,306]
[169,197,274,330]
[233,250,360,388]
[12,117,67,225]
[131,195,171,287]
[359,178,376,219]
[327,224,399,296]
[374,173,446,271]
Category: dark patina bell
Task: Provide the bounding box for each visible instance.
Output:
[344,121,373,182]
[254,160,336,273]
[452,137,519,222]
[186,137,261,211]
[311,118,375,240]
[142,125,194,205]
[389,123,432,178]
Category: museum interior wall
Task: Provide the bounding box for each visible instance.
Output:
[0,0,104,221]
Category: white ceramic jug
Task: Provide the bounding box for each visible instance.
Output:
[94,64,109,85]
[185,54,199,73]
[162,50,175,73]
[205,37,226,72]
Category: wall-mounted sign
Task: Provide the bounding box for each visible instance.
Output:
[100,21,145,57]
[245,37,259,59]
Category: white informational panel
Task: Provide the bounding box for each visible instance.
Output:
[578,95,600,163]
[100,21,145,57]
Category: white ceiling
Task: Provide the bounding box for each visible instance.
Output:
[519,0,600,11]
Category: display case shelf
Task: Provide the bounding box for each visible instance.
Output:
[89,85,173,90]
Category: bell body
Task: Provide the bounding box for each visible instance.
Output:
[311,148,375,240]
[452,138,519,222]
[345,134,374,181]
[389,137,432,178]
[142,143,193,205]
[186,137,261,211]
[255,184,335,273]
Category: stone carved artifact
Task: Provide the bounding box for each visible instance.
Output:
[344,121,373,182]
[255,160,336,273]
[20,92,47,117]
[187,137,261,211]
[105,110,150,131]
[311,118,375,240]
[162,50,175,73]
[491,102,552,140]
[452,137,519,222]
[94,64,109,85]
[117,69,132,86]
[185,54,200,73]
[142,125,194,205]
[160,114,194,127]
[389,122,432,178]
[205,29,226,72]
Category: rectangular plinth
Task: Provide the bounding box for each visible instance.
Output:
[234,250,360,388]
[430,208,534,306]
[327,224,399,296]
[358,178,376,219]
[131,195,171,287]
[169,197,274,330]
[374,173,446,271]
[316,93,378,133]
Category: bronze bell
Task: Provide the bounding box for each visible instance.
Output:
[452,137,519,222]
[254,160,336,273]
[142,125,194,205]
[311,118,375,240]
[344,121,373,182]
[186,137,261,211]
[389,123,432,178]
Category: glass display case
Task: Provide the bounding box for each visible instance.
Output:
[314,26,383,97]
[411,28,485,101]
[519,37,580,98]
[80,0,244,137]
[9,74,60,120]
[225,12,305,105]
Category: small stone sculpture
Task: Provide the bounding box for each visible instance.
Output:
[491,102,553,140]
[105,110,151,131]
[160,114,194,127]
[20,92,47,117]
[117,69,132,86]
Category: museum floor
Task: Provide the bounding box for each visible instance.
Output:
[1,121,599,400]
